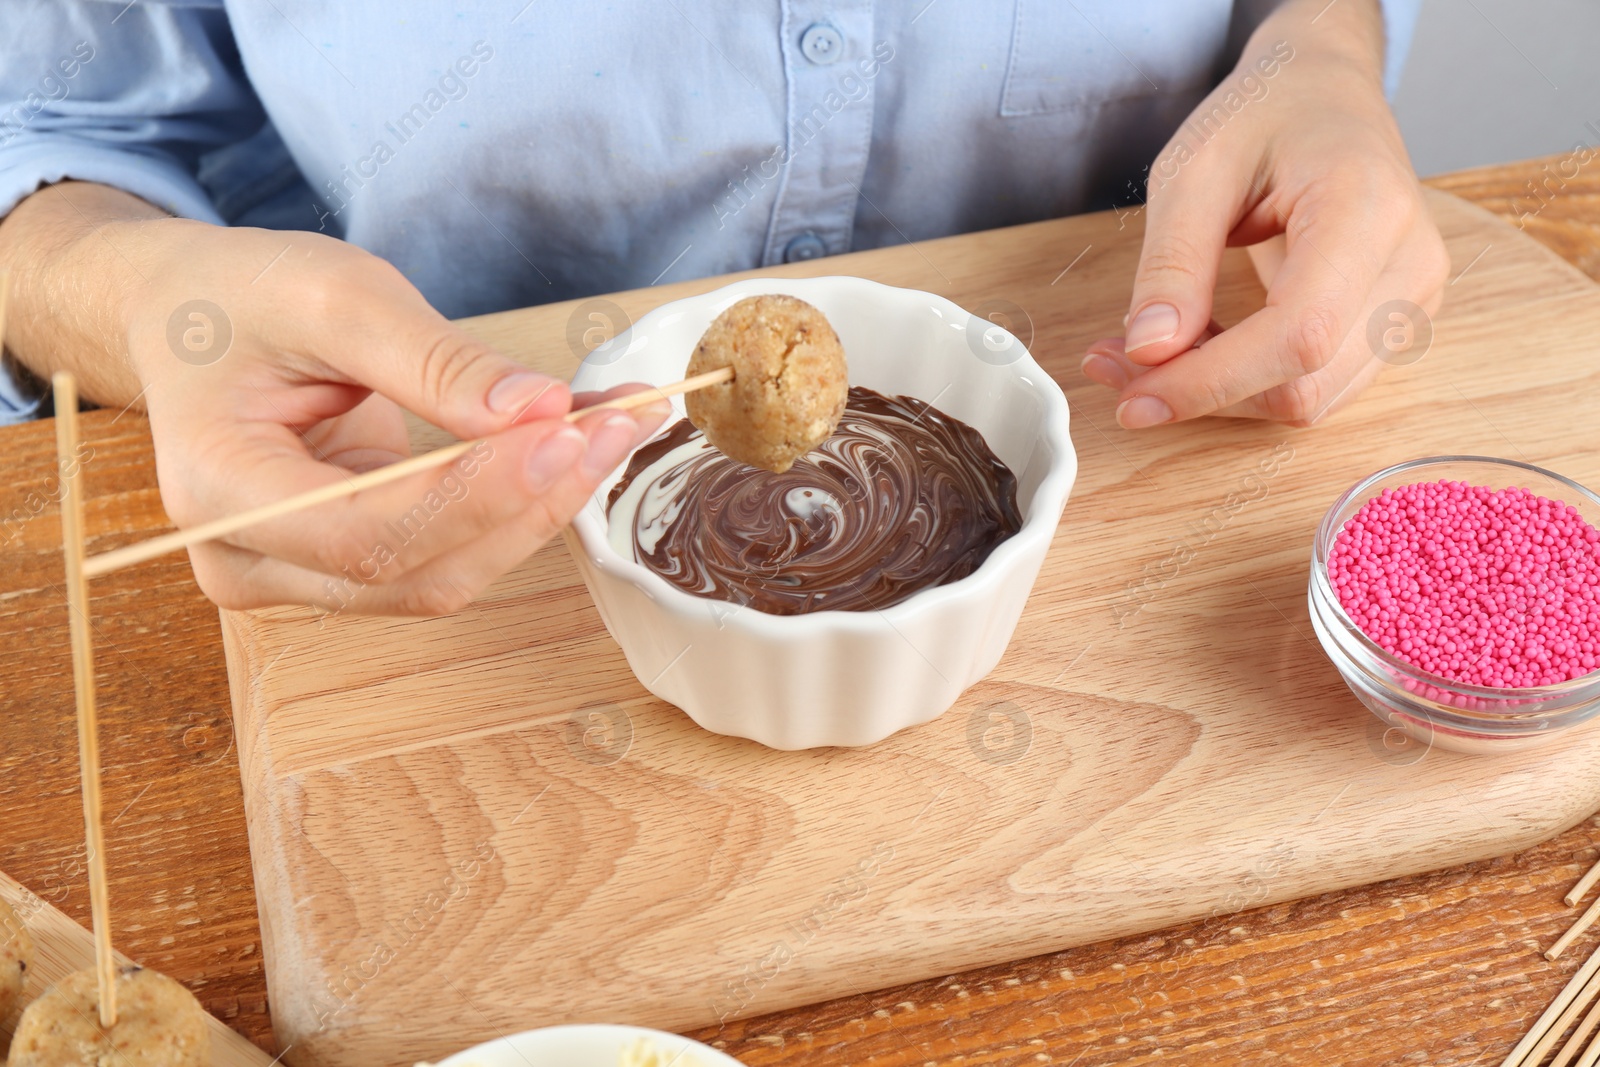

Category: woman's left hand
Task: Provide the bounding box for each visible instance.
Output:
[1080,0,1450,428]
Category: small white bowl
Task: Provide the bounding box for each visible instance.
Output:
[432,1024,743,1067]
[566,276,1076,749]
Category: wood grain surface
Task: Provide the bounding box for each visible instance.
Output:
[224,185,1600,1067]
[1,153,1599,1066]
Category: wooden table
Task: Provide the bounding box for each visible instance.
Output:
[2,153,1598,1065]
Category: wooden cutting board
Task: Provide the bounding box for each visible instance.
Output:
[221,190,1600,1067]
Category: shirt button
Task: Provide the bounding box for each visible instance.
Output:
[784,233,828,262]
[799,23,844,65]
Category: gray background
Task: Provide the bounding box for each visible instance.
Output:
[1393,0,1600,176]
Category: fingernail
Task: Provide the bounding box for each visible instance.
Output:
[524,427,586,491]
[1125,303,1180,351]
[1080,353,1130,390]
[1116,395,1174,429]
[582,414,640,478]
[488,371,561,418]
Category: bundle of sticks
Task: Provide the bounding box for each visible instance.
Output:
[1500,854,1600,1067]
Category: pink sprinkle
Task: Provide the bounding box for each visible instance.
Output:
[1328,479,1600,688]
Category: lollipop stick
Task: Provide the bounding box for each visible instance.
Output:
[1550,893,1600,961]
[567,366,730,419]
[79,365,731,579]
[1523,966,1600,1067]
[1568,854,1600,908]
[1579,1016,1600,1067]
[53,372,118,1028]
[0,270,11,348]
[1551,984,1600,1067]
[1501,940,1600,1067]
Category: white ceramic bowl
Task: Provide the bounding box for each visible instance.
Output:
[433,1023,743,1066]
[566,276,1076,749]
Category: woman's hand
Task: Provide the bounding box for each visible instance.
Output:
[3,182,665,614]
[1080,0,1450,428]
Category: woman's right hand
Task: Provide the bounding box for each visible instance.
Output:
[7,182,665,615]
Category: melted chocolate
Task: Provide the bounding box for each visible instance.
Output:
[605,387,1021,615]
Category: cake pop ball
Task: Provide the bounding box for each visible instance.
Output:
[0,896,31,1025]
[685,294,848,473]
[7,965,210,1066]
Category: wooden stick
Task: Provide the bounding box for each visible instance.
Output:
[1551,978,1600,1067]
[1523,966,1600,1067]
[1568,855,1600,908]
[568,366,731,419]
[1501,941,1600,1067]
[1551,893,1600,961]
[82,437,476,579]
[80,365,731,579]
[0,270,12,356]
[1578,1013,1600,1067]
[53,372,118,1029]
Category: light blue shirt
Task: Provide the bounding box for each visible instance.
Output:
[0,0,1421,422]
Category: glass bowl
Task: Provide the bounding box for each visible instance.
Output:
[1309,456,1600,754]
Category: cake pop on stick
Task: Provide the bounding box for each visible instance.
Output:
[10,374,212,1066]
[684,294,848,473]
